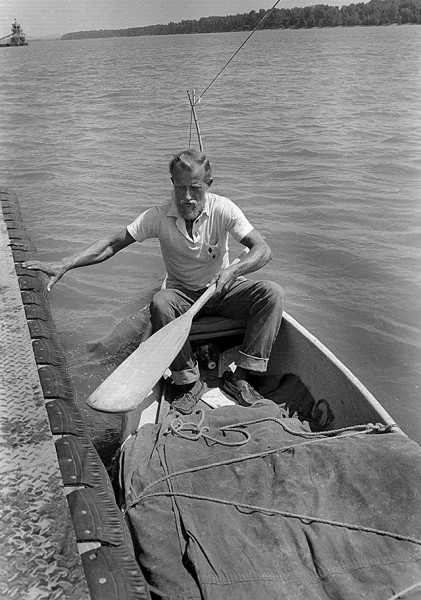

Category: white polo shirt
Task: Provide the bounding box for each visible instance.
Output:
[127,193,254,291]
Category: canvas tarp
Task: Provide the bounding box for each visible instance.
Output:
[121,400,421,600]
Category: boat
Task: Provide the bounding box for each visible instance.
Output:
[0,20,28,47]
[116,309,421,599]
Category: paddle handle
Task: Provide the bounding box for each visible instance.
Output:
[185,249,249,320]
[187,283,216,317]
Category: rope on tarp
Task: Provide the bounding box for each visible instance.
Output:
[167,409,251,446]
[127,489,421,548]
[215,415,396,439]
[166,409,395,443]
[123,413,420,550]
[386,581,421,599]
[123,416,396,516]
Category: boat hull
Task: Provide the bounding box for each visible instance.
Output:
[0,42,29,47]
[267,312,396,429]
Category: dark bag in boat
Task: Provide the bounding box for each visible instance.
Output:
[121,401,421,600]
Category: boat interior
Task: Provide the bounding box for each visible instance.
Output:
[121,312,398,444]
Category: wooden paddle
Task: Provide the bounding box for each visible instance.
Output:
[87,253,246,413]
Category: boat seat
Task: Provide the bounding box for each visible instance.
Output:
[189,315,247,341]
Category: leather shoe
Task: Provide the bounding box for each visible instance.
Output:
[222,371,264,406]
[171,379,207,415]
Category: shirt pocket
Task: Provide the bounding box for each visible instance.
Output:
[200,242,221,262]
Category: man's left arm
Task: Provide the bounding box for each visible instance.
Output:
[208,228,273,295]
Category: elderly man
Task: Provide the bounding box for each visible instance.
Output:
[24,149,284,414]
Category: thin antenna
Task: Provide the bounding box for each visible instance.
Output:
[187,89,204,151]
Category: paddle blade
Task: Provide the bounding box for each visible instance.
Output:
[87,313,193,412]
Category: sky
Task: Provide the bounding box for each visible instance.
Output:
[1,0,288,39]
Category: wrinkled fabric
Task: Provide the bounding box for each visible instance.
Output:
[121,401,421,600]
[150,278,284,383]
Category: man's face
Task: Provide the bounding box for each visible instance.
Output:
[172,163,209,221]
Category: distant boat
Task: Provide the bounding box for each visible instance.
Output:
[0,19,28,47]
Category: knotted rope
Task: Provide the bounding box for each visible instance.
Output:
[167,408,251,446]
[123,413,397,516]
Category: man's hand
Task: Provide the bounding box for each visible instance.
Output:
[207,266,237,297]
[21,229,136,293]
[22,260,67,292]
[205,231,272,298]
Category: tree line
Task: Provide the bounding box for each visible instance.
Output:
[62,0,421,40]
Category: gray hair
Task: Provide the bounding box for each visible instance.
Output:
[169,149,213,184]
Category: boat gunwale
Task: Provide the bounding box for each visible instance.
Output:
[282,311,398,430]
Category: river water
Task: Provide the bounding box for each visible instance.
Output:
[1,26,420,449]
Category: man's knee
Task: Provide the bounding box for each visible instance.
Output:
[258,280,285,311]
[150,289,180,322]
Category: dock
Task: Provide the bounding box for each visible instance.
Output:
[0,188,147,599]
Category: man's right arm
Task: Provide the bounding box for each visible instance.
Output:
[23,228,136,291]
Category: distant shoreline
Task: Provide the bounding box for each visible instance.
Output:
[60,0,421,41]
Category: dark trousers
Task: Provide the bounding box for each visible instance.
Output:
[150,279,285,385]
